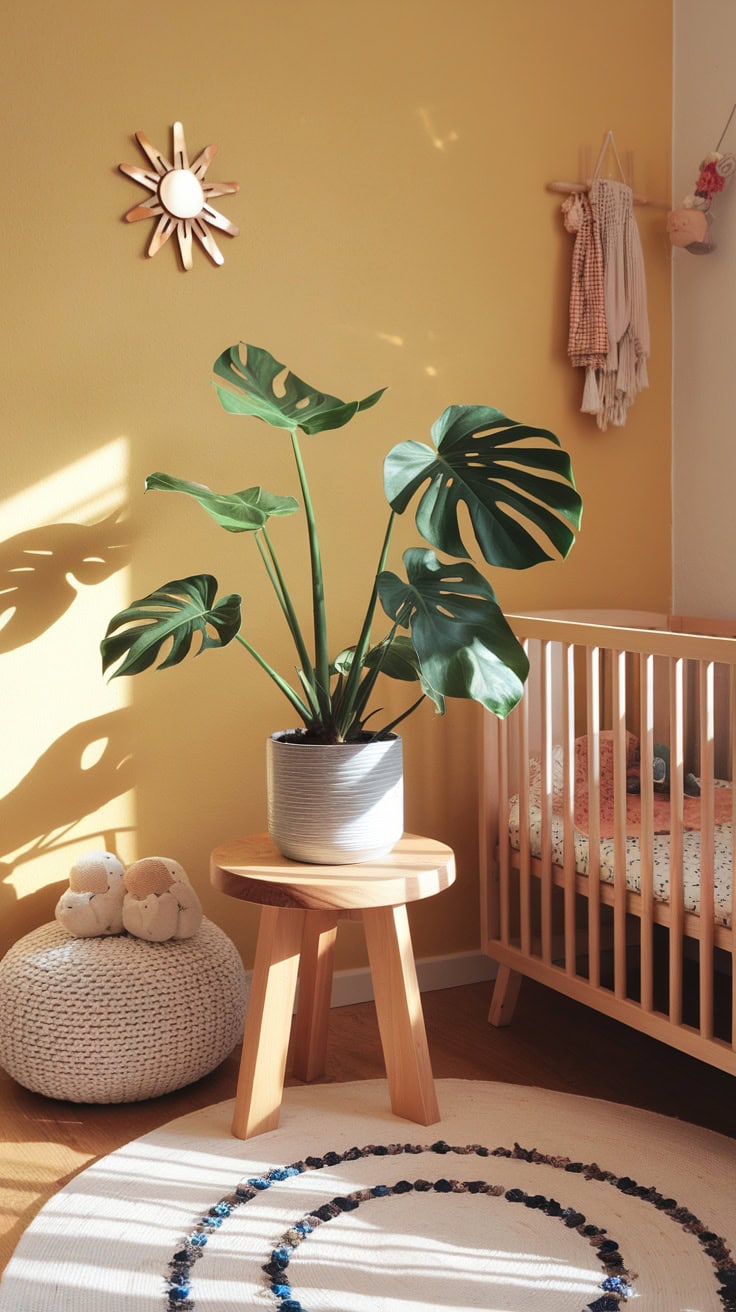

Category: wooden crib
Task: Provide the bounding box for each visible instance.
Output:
[479,610,736,1076]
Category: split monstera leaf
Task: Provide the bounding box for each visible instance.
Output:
[102,343,582,741]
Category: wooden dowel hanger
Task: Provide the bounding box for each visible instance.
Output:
[546,180,667,208]
[547,129,669,210]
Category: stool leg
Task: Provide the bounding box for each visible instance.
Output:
[231,906,306,1140]
[291,911,339,1083]
[362,904,440,1127]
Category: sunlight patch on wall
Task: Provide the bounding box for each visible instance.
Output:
[0,440,136,929]
[417,106,460,153]
[0,439,129,539]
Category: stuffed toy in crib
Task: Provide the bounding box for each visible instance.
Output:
[122,856,203,942]
[626,743,701,797]
[55,850,126,937]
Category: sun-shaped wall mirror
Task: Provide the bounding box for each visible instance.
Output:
[118,122,239,270]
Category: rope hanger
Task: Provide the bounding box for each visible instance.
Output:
[715,102,736,152]
[591,129,627,183]
[547,129,668,209]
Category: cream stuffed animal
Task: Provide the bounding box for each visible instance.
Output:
[55,851,126,937]
[122,857,202,942]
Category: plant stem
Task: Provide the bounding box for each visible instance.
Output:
[256,527,320,717]
[371,692,427,739]
[335,510,396,738]
[296,666,323,721]
[289,428,332,724]
[234,633,313,726]
[348,621,399,727]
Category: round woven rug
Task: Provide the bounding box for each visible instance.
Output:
[1,1079,735,1311]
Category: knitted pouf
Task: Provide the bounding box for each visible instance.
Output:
[0,919,248,1103]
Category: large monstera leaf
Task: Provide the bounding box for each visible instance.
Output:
[213,342,385,435]
[377,548,529,718]
[101,575,241,678]
[384,405,583,570]
[145,473,298,533]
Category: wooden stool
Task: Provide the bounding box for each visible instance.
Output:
[210,832,456,1140]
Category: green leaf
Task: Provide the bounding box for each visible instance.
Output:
[384,404,583,570]
[145,472,298,533]
[213,342,385,435]
[377,548,529,718]
[331,648,355,677]
[101,575,242,678]
[333,634,446,712]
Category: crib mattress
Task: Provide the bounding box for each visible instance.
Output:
[508,786,733,929]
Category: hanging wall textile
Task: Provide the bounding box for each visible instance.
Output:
[561,192,608,370]
[563,179,650,431]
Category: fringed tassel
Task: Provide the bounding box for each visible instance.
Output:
[616,330,637,399]
[581,367,601,415]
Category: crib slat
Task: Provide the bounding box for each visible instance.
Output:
[639,653,655,1014]
[562,642,576,975]
[518,642,531,957]
[731,666,736,1050]
[498,714,510,946]
[612,650,628,999]
[540,640,553,965]
[699,660,716,1040]
[586,646,601,989]
[668,656,685,1027]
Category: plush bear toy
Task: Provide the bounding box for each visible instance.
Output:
[122,857,203,942]
[626,742,701,797]
[666,206,714,254]
[55,851,126,937]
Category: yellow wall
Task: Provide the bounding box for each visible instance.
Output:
[2,0,672,968]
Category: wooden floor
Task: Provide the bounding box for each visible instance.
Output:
[2,976,735,1276]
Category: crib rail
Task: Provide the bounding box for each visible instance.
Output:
[480,612,736,1077]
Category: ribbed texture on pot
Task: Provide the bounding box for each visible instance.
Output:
[267,733,404,864]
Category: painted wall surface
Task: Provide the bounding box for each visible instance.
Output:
[2,0,672,967]
[673,0,736,616]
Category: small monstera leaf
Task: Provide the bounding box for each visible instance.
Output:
[145,473,298,533]
[101,575,241,678]
[213,342,386,435]
[377,548,529,718]
[384,404,582,570]
[333,634,446,712]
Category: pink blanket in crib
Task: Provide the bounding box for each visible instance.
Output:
[569,732,733,838]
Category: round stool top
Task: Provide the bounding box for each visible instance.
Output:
[210,833,456,911]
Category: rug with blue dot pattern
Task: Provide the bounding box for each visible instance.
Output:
[1,1079,734,1311]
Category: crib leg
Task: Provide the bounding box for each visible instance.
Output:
[488,965,523,1027]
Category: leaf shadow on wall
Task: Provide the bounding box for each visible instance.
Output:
[0,709,136,946]
[0,512,128,653]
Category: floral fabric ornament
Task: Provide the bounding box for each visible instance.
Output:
[668,104,736,254]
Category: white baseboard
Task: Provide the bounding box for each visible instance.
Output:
[243,950,498,1013]
[330,950,497,1008]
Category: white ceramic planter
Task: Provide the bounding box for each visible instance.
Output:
[267,732,404,864]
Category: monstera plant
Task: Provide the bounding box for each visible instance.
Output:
[102,343,582,861]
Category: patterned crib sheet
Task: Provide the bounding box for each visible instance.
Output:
[507,753,733,929]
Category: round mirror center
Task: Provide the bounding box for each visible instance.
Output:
[159,169,204,219]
